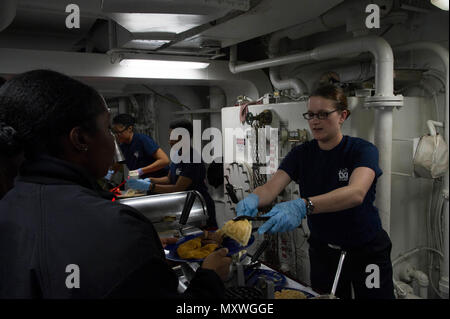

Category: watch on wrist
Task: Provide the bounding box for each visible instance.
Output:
[305,198,315,216]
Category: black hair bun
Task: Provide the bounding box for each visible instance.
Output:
[0,122,23,157]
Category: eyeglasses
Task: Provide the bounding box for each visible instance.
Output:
[302,109,338,120]
[111,126,130,136]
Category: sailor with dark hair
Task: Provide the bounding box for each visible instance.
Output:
[112,113,170,179]
[128,118,218,229]
[0,70,230,298]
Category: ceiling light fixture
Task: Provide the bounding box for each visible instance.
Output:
[431,0,449,10]
[119,58,210,70]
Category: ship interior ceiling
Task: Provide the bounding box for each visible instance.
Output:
[0,0,449,301]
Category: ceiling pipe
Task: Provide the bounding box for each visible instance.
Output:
[0,0,17,32]
[230,35,404,236]
[393,41,449,299]
[267,17,329,96]
[267,0,395,54]
[269,9,407,90]
[240,0,397,73]
[268,68,308,96]
[239,0,393,95]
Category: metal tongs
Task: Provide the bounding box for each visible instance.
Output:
[232,215,270,233]
[232,215,270,222]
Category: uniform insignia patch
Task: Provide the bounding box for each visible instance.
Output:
[338,168,349,182]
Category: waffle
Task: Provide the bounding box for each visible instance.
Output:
[220,219,252,246]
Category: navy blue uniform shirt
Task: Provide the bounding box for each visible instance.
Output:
[0,156,225,298]
[120,133,169,178]
[279,135,383,248]
[169,148,217,227]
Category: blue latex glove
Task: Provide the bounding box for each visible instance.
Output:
[104,169,114,181]
[258,198,307,234]
[236,193,259,217]
[127,178,151,192]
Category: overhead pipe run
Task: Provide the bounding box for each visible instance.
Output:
[230,35,403,235]
[267,0,394,54]
[266,18,329,96]
[0,0,17,32]
[268,68,308,96]
[393,41,449,299]
[264,0,396,95]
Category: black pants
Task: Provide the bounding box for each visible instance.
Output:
[308,229,395,299]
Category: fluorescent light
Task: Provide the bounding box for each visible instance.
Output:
[128,40,171,50]
[431,0,449,10]
[119,59,210,70]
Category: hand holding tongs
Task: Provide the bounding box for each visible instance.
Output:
[232,215,270,222]
[232,215,270,233]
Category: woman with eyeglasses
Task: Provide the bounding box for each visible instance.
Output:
[112,113,170,179]
[236,84,395,299]
[0,70,231,298]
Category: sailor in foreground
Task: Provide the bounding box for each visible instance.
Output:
[0,70,230,298]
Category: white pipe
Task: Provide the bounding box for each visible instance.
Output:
[230,35,398,234]
[394,41,449,298]
[230,36,395,88]
[394,281,423,299]
[266,0,393,54]
[394,280,412,299]
[396,262,429,298]
[269,68,308,96]
[411,270,429,299]
[267,17,329,95]
[374,109,393,234]
[0,0,17,32]
[427,120,444,136]
[392,247,444,267]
